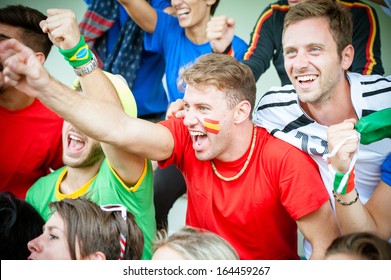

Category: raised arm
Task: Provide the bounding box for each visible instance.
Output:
[206,16,235,54]
[118,0,158,33]
[327,120,391,239]
[0,10,174,165]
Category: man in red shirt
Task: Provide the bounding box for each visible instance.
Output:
[0,5,63,198]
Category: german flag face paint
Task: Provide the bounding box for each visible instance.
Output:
[203,118,220,134]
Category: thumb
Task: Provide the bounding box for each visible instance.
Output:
[227,18,235,27]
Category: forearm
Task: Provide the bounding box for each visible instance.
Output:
[38,69,122,141]
[336,180,391,239]
[118,0,157,33]
[297,202,340,260]
[334,190,377,234]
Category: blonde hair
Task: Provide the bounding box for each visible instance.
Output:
[153,226,239,260]
[178,53,256,115]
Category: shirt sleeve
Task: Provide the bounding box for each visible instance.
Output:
[381,153,391,186]
[349,3,384,75]
[242,4,276,81]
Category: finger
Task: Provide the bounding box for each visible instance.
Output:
[0,38,34,58]
[175,110,186,119]
[3,65,22,84]
[227,18,235,27]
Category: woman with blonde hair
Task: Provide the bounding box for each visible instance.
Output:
[152,226,239,260]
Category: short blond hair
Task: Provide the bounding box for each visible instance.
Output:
[154,226,239,260]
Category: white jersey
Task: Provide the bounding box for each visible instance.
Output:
[254,73,391,258]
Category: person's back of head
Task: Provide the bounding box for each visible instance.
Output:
[0,191,44,260]
[51,197,144,260]
[326,232,391,260]
[0,5,53,59]
[152,226,239,260]
[179,53,256,115]
[283,0,352,58]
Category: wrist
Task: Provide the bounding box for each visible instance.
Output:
[328,164,355,194]
[213,43,233,55]
[73,53,98,77]
[58,35,92,68]
[333,189,359,206]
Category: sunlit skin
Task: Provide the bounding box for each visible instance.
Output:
[282,18,350,109]
[152,245,186,260]
[172,0,215,43]
[0,25,16,94]
[27,212,73,260]
[0,24,44,110]
[182,84,239,162]
[325,253,366,260]
[62,121,104,168]
[288,0,307,6]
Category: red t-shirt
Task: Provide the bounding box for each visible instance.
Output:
[0,99,63,199]
[159,118,329,259]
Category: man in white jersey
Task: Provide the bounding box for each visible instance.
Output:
[254,0,391,257]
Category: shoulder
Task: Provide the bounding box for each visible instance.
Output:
[30,167,64,188]
[259,128,315,164]
[348,73,391,99]
[256,84,297,112]
[33,99,64,122]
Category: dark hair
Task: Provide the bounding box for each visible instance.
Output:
[283,0,352,60]
[211,0,220,16]
[50,197,144,260]
[0,5,53,58]
[0,192,45,260]
[326,232,391,260]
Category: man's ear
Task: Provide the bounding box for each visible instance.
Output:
[341,44,354,71]
[234,100,252,124]
[206,0,217,7]
[35,52,46,64]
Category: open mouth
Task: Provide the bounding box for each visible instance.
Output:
[176,7,190,18]
[67,134,85,153]
[190,130,208,150]
[297,75,317,84]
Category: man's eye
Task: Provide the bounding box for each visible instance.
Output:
[285,49,296,57]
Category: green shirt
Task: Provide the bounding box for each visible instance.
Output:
[26,158,156,260]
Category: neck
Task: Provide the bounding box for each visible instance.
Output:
[184,17,210,44]
[300,77,357,126]
[218,121,255,162]
[211,122,257,182]
[60,161,102,194]
[0,89,35,110]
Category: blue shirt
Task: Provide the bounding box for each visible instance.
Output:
[145,10,248,102]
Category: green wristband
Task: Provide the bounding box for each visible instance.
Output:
[58,35,92,68]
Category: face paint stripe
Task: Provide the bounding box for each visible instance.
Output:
[205,127,220,134]
[204,118,220,124]
[204,118,220,134]
[204,123,220,131]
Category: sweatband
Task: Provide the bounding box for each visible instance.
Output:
[58,35,92,68]
[328,164,356,194]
